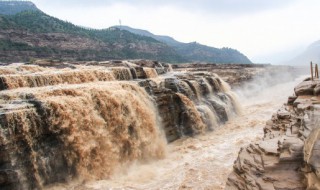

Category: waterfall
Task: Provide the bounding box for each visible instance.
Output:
[0,69,115,90]
[0,82,166,189]
[143,68,158,78]
[0,61,241,189]
[220,79,243,115]
[0,64,48,75]
[111,67,133,80]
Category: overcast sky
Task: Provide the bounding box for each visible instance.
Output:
[31,0,320,63]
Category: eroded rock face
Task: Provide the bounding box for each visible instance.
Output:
[226,79,320,190]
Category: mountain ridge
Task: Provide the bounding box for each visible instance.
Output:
[0,0,39,15]
[0,9,186,63]
[114,25,182,46]
[288,40,320,65]
[113,25,252,64]
[0,1,251,64]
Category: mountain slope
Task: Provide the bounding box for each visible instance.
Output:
[0,3,185,63]
[174,42,251,64]
[290,40,320,65]
[116,25,181,46]
[0,1,251,64]
[113,25,252,64]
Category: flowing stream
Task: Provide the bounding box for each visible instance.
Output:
[46,75,307,190]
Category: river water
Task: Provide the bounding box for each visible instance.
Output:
[47,75,307,190]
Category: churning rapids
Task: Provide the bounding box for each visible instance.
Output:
[0,61,305,190]
[45,77,306,189]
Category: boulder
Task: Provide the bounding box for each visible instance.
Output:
[287,95,297,105]
[294,81,317,96]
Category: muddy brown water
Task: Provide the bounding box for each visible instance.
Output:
[46,76,306,190]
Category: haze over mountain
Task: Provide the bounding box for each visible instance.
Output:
[288,40,320,65]
[114,25,181,47]
[113,25,251,64]
[28,0,320,64]
[0,1,251,64]
[0,0,38,15]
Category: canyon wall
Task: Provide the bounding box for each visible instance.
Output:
[226,78,320,189]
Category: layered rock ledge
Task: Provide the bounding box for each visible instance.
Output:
[226,78,320,190]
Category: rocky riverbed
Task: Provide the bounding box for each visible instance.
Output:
[226,78,320,189]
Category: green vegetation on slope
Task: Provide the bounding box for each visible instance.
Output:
[1,11,160,43]
[0,9,186,63]
[114,25,252,64]
[174,42,251,64]
[0,1,251,64]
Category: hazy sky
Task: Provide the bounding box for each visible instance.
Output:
[31,0,320,63]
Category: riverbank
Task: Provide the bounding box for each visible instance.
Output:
[226,78,320,189]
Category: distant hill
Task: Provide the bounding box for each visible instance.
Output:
[115,25,181,47]
[0,8,185,63]
[174,42,251,64]
[0,0,39,15]
[289,40,320,65]
[0,1,251,64]
[113,25,252,64]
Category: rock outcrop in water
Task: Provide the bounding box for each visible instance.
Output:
[0,60,246,189]
[226,79,320,190]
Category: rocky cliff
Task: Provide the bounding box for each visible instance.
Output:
[226,78,320,189]
[0,60,252,189]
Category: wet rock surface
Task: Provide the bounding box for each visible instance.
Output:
[226,79,320,190]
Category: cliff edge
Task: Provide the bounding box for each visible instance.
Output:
[226,78,320,189]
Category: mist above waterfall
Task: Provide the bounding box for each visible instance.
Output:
[234,66,308,105]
